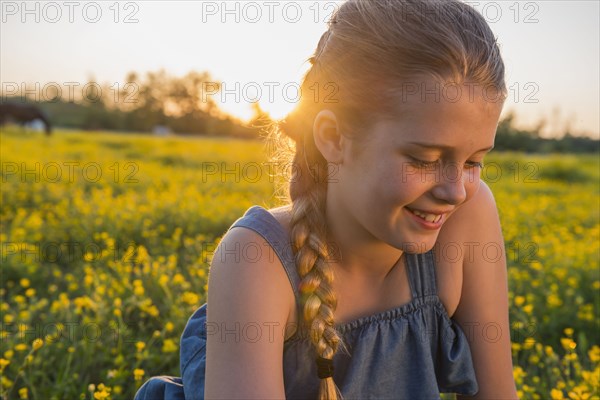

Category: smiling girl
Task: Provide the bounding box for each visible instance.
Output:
[135,0,518,399]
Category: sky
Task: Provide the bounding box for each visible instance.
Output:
[1,0,598,138]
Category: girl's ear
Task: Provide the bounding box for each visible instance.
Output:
[312,109,345,165]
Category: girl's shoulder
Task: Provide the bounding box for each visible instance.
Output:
[436,181,498,246]
[265,204,294,236]
[433,181,502,317]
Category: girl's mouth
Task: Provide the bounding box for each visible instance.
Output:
[405,207,445,230]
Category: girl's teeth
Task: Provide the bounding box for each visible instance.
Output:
[410,208,442,223]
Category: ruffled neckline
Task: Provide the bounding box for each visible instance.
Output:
[287,294,450,342]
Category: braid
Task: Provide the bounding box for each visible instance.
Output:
[289,185,346,400]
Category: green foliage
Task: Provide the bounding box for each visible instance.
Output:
[494,112,598,154]
[1,69,265,139]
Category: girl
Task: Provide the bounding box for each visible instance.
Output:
[135,0,517,398]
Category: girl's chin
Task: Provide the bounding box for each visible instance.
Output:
[392,234,439,254]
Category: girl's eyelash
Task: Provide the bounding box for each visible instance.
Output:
[412,159,437,168]
[409,157,484,169]
[409,157,438,168]
[468,161,485,168]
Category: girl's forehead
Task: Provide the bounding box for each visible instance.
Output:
[365,100,501,149]
[379,86,502,126]
[385,79,504,111]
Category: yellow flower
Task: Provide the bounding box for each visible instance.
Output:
[93,389,110,400]
[588,345,600,362]
[133,369,145,381]
[158,274,169,286]
[561,338,577,351]
[18,387,28,399]
[528,354,540,364]
[24,288,35,298]
[0,358,9,372]
[32,339,43,351]
[568,385,591,400]
[182,291,199,305]
[514,295,525,306]
[165,322,174,332]
[564,328,574,337]
[523,339,536,350]
[557,381,567,389]
[547,294,563,307]
[513,366,526,383]
[19,278,30,288]
[14,344,27,352]
[551,388,564,399]
[523,304,534,314]
[84,275,94,286]
[135,245,149,263]
[143,305,159,317]
[172,274,185,285]
[530,261,543,271]
[135,342,146,352]
[162,339,178,353]
[582,369,600,387]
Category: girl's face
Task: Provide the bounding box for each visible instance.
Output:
[330,81,504,253]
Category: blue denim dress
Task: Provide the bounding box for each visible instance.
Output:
[134,205,479,399]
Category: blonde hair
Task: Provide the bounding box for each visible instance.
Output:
[267,1,507,398]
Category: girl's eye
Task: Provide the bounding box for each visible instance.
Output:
[466,161,485,169]
[409,156,484,169]
[409,157,438,169]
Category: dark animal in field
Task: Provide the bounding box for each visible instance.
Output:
[0,103,52,135]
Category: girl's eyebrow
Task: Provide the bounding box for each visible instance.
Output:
[406,141,494,152]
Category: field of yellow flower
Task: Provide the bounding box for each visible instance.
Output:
[1,127,598,399]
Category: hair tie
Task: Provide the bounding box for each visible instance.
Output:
[315,356,334,379]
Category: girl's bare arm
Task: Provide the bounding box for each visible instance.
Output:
[452,182,519,399]
[204,227,293,399]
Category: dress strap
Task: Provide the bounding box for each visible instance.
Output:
[226,205,301,299]
[404,249,438,298]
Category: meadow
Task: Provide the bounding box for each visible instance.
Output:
[0,127,598,399]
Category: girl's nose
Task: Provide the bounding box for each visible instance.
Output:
[430,163,468,206]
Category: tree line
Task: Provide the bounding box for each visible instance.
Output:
[1,68,597,153]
